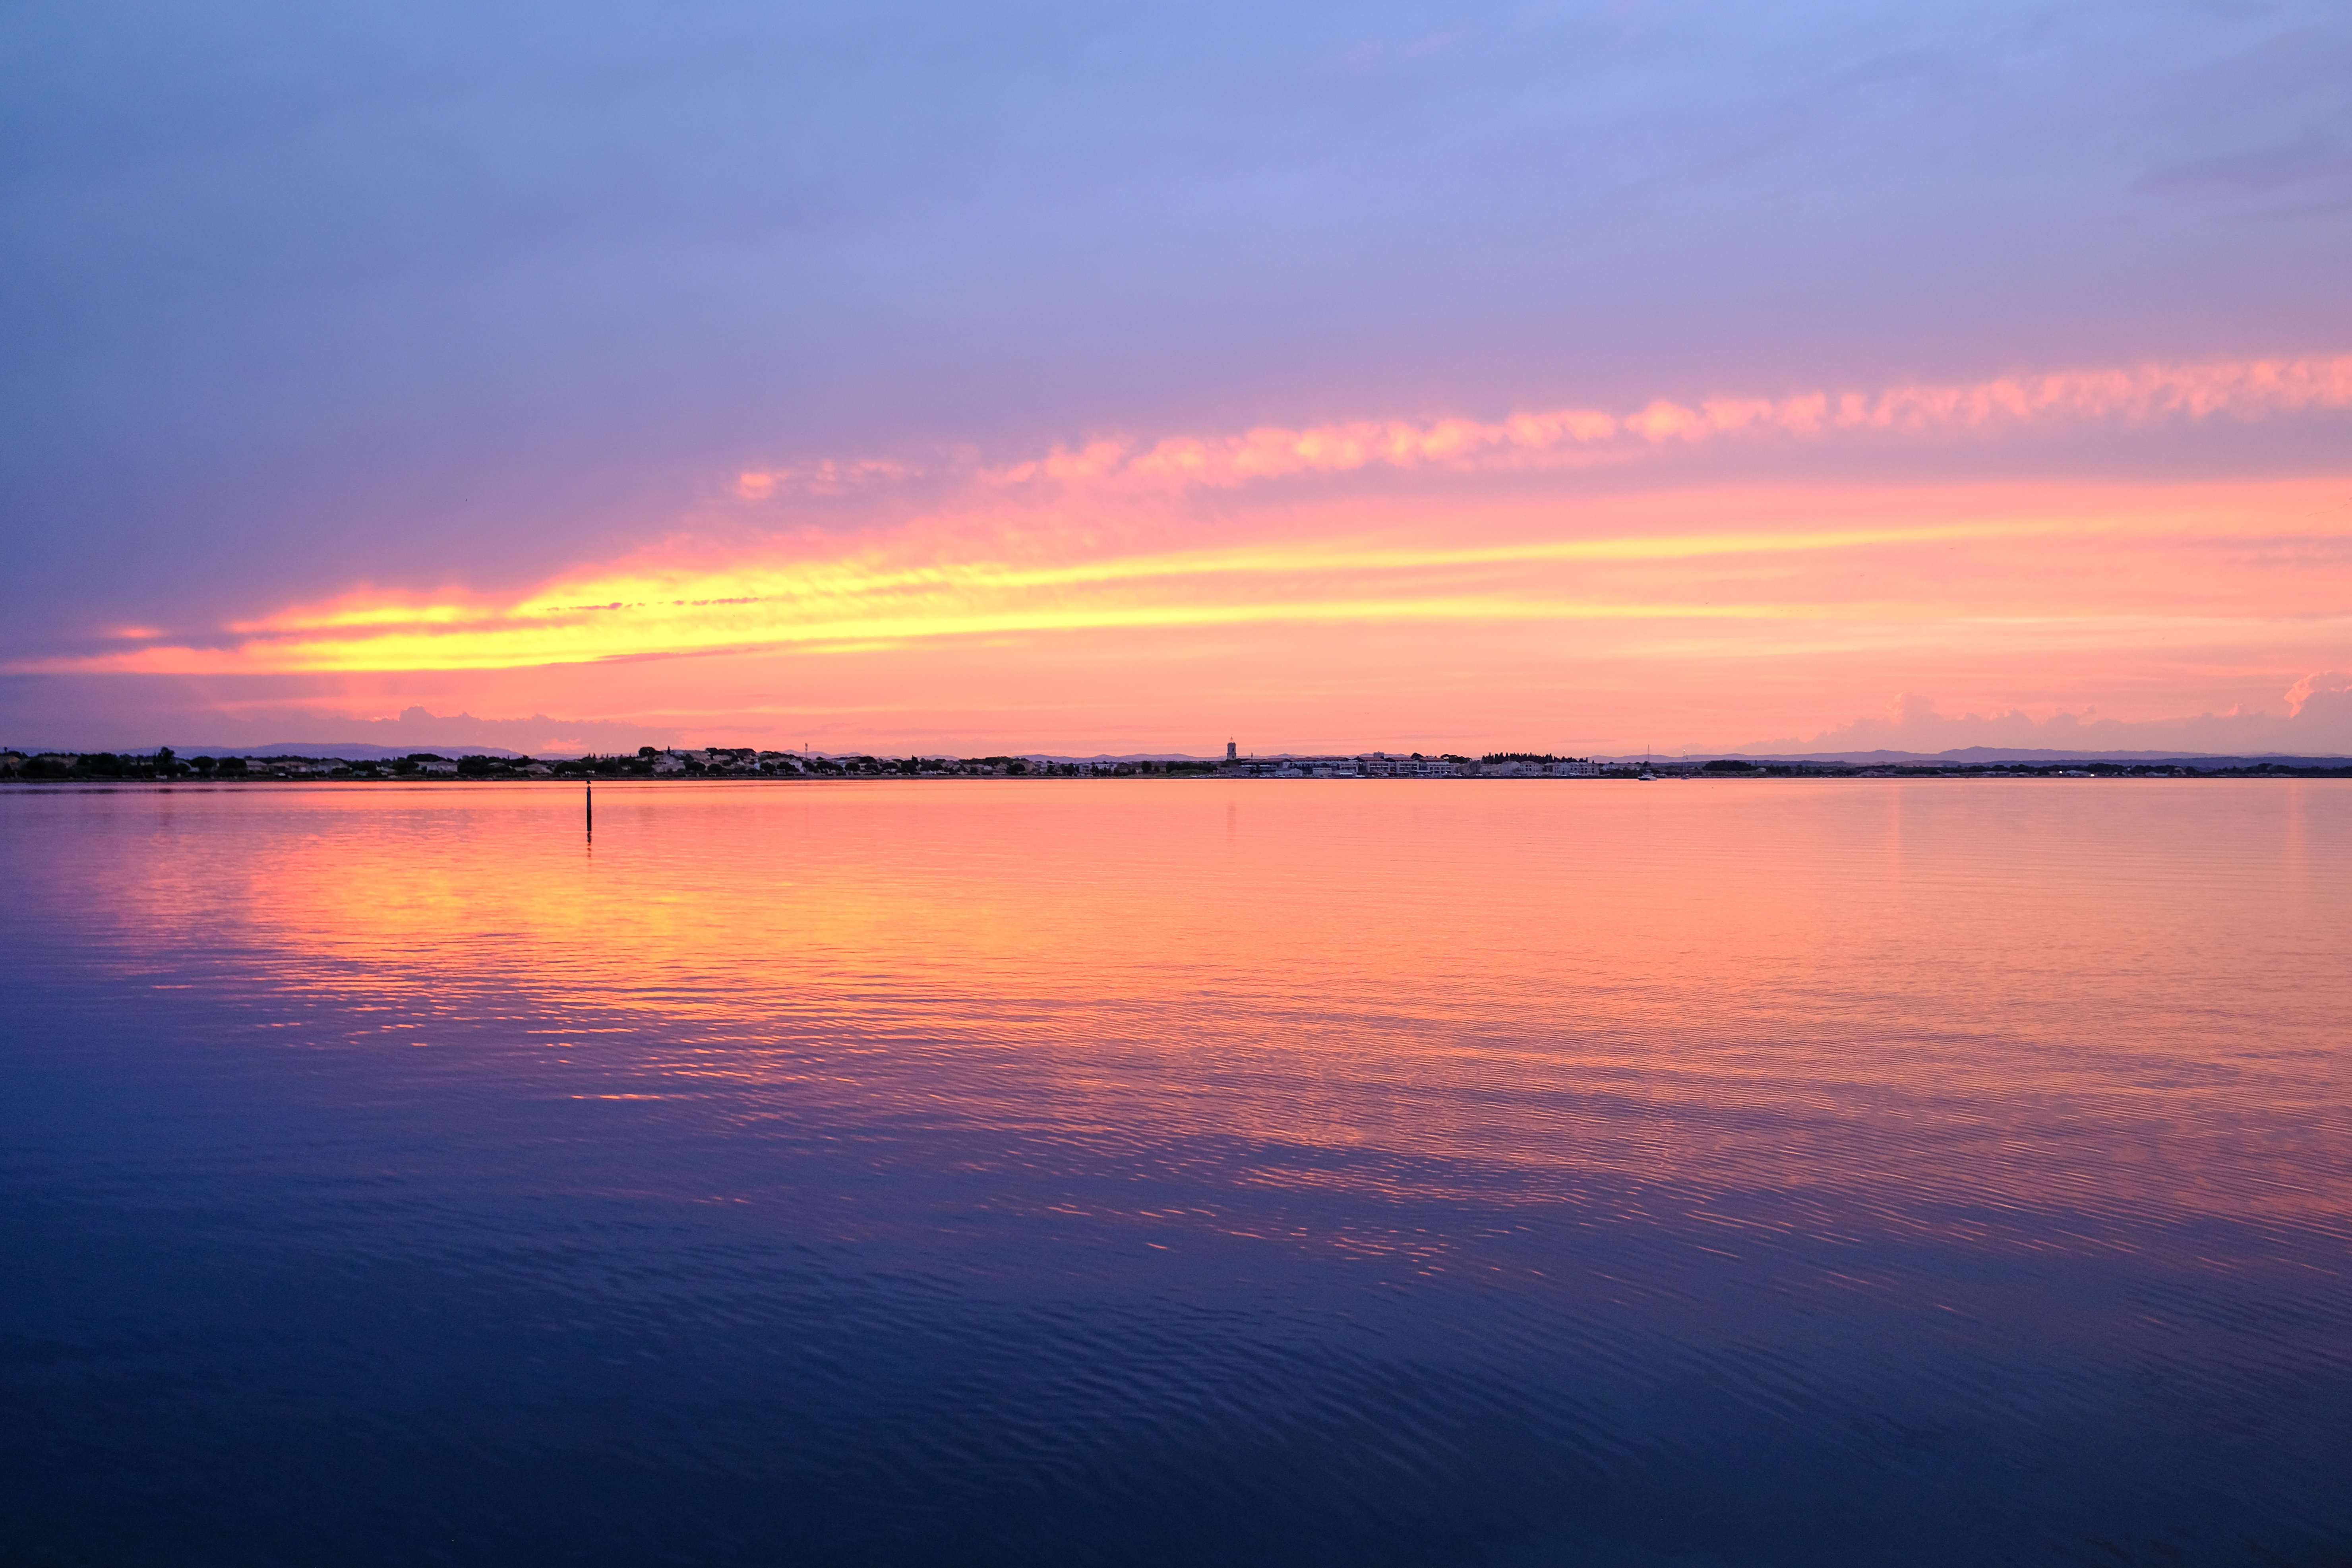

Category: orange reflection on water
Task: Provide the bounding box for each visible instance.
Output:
[82,778,2352,1231]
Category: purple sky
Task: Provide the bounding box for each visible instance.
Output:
[4,0,2348,752]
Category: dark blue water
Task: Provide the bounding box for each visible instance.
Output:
[5,780,2349,1565]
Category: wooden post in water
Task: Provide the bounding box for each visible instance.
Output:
[586,773,593,839]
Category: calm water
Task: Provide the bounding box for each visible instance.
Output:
[4,780,2348,1566]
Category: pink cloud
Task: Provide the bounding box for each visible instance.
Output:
[2285,670,2352,716]
[914,350,2352,499]
[734,458,914,500]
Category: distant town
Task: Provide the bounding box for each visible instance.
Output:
[5,745,2348,782]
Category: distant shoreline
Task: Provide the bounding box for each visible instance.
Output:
[6,747,2350,784]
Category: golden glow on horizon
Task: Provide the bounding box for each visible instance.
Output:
[19,352,2351,693]
[32,479,2348,678]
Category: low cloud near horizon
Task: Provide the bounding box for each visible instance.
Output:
[0,696,679,758]
[1735,676,2352,759]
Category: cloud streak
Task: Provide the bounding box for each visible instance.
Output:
[15,354,2351,693]
[939,352,2352,496]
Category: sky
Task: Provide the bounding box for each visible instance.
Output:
[4,0,2348,757]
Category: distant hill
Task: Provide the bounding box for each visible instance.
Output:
[1695,747,2352,766]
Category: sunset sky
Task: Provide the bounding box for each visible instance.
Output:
[5,0,2348,756]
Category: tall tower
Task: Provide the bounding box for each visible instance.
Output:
[1226,739,1237,762]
